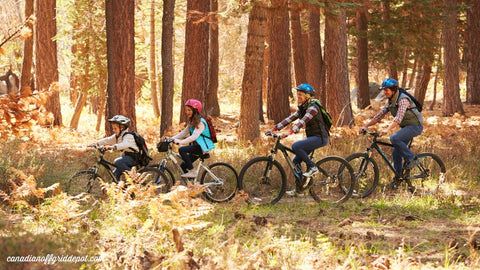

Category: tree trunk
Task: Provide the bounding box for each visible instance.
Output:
[267,0,291,123]
[70,93,88,129]
[442,0,464,116]
[289,2,306,86]
[355,4,370,110]
[414,61,432,106]
[408,58,417,88]
[206,0,220,117]
[325,5,354,127]
[400,48,410,88]
[306,5,325,105]
[150,0,160,118]
[36,0,62,126]
[381,1,398,80]
[239,2,267,142]
[105,0,136,133]
[160,0,175,136]
[466,0,480,104]
[429,52,441,110]
[20,0,34,96]
[180,0,210,123]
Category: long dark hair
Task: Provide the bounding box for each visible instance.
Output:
[188,107,202,129]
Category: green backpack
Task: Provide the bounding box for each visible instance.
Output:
[310,99,333,135]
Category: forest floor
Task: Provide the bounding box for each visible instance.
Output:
[1,101,480,269]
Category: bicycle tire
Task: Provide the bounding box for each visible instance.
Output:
[405,152,446,195]
[149,164,176,186]
[138,167,172,194]
[239,157,287,205]
[309,156,355,204]
[345,153,380,198]
[66,170,104,198]
[200,162,238,203]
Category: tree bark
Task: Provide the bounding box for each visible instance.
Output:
[466,0,480,104]
[325,5,354,127]
[180,0,210,123]
[239,2,267,142]
[160,0,175,136]
[20,0,34,96]
[150,0,160,118]
[355,4,370,110]
[442,0,464,116]
[306,5,325,105]
[267,0,291,123]
[289,2,306,86]
[381,1,398,80]
[36,0,62,126]
[105,0,136,133]
[206,0,220,117]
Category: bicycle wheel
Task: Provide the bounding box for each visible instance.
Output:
[239,157,287,205]
[66,170,103,198]
[405,152,446,195]
[200,162,238,203]
[138,167,172,194]
[345,153,379,198]
[149,163,176,186]
[309,156,355,204]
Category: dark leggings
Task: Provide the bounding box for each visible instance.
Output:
[178,144,203,172]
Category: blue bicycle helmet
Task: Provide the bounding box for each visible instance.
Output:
[380,78,399,90]
[294,83,315,95]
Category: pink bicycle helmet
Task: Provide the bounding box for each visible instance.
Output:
[185,99,202,113]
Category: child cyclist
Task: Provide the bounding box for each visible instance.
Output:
[266,84,329,195]
[92,115,139,180]
[168,99,215,178]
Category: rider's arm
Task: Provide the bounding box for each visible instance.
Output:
[290,104,319,133]
[171,126,190,140]
[96,134,116,146]
[360,107,387,132]
[273,111,300,131]
[177,122,206,145]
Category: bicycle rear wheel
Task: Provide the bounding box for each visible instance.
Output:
[239,157,287,205]
[138,167,172,194]
[66,170,103,198]
[309,156,355,204]
[345,153,379,198]
[405,152,446,195]
[200,162,238,203]
[149,163,176,186]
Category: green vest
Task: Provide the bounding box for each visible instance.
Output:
[386,91,423,127]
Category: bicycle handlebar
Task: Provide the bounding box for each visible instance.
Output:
[265,131,282,139]
[361,129,379,137]
[88,144,107,153]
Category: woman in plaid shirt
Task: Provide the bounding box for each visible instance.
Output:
[360,78,424,188]
[266,84,329,195]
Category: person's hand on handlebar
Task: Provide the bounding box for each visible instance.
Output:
[359,126,368,134]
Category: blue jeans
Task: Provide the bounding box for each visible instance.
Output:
[179,144,203,172]
[390,125,423,174]
[113,155,137,180]
[292,136,328,173]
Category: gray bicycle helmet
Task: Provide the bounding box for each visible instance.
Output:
[108,115,130,127]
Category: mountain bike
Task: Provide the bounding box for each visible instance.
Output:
[66,145,170,197]
[152,139,238,203]
[238,132,355,205]
[346,130,446,197]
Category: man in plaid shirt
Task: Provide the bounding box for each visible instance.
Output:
[360,78,424,188]
[267,84,329,195]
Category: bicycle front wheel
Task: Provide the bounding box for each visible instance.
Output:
[200,162,238,203]
[345,153,379,198]
[66,170,103,198]
[406,152,446,195]
[138,167,172,194]
[309,156,355,205]
[239,157,287,205]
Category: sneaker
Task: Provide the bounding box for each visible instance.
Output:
[303,166,319,178]
[285,189,297,196]
[387,177,402,189]
[181,169,197,178]
[404,157,420,170]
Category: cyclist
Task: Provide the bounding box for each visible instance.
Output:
[266,83,329,194]
[168,99,215,178]
[93,115,139,180]
[359,78,423,188]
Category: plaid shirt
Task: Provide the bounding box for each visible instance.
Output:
[274,104,319,134]
[373,97,410,124]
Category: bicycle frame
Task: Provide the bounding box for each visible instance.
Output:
[157,142,225,186]
[267,134,304,183]
[89,147,118,183]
